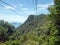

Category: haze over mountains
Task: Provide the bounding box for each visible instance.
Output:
[11,23,21,28]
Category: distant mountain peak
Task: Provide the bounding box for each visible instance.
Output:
[16,14,46,34]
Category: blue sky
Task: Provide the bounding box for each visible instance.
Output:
[0,0,54,23]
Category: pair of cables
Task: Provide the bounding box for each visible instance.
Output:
[33,0,38,15]
[0,0,28,16]
[0,0,38,15]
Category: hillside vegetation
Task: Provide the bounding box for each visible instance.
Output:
[0,0,60,45]
[17,14,46,34]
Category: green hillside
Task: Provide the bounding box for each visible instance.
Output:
[0,0,60,45]
[17,14,47,34]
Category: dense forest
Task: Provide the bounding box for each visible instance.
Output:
[0,0,60,45]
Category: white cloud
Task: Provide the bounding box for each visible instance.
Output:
[21,7,28,11]
[3,4,16,10]
[19,2,54,15]
[20,7,35,15]
[4,5,15,10]
[25,11,35,15]
[0,14,27,23]
[37,2,54,11]
[21,10,35,15]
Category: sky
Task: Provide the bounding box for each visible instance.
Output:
[0,0,54,23]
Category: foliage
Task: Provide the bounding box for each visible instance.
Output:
[0,20,15,42]
[0,0,60,45]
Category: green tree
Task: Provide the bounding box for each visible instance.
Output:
[48,0,60,45]
[0,20,15,42]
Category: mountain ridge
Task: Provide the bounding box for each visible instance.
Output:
[16,14,47,34]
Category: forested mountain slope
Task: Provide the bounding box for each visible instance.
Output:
[0,0,60,45]
[17,14,47,34]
